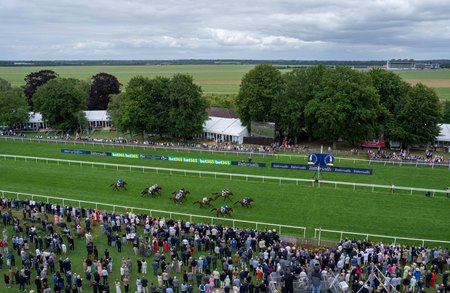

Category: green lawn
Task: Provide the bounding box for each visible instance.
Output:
[0,139,449,243]
[434,88,450,101]
[0,65,253,93]
[397,69,450,80]
[0,140,449,190]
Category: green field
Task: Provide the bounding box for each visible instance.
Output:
[0,65,253,94]
[1,65,449,97]
[1,139,449,243]
[397,69,450,79]
[434,88,450,100]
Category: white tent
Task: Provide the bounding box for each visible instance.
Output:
[436,124,450,146]
[84,110,111,128]
[199,117,249,144]
[22,112,48,129]
[22,111,111,129]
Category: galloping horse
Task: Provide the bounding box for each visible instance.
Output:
[234,197,254,208]
[193,197,214,208]
[170,190,190,204]
[141,186,162,197]
[211,206,233,217]
[212,189,233,201]
[110,181,127,191]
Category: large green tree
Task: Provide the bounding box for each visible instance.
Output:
[111,76,170,137]
[109,74,207,139]
[0,88,29,127]
[368,69,409,140]
[273,66,328,141]
[88,73,121,110]
[304,66,383,146]
[167,74,208,138]
[236,64,283,126]
[24,70,59,109]
[395,83,443,146]
[33,78,88,132]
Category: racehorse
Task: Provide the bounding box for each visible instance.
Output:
[211,206,233,217]
[110,181,127,191]
[141,186,162,197]
[170,190,190,204]
[193,197,214,208]
[212,189,233,201]
[234,197,254,208]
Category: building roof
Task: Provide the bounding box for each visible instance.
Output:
[203,117,248,136]
[84,110,109,121]
[27,111,109,123]
[207,107,239,119]
[28,112,43,123]
[437,124,450,142]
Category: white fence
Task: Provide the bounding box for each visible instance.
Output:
[2,154,450,197]
[314,228,450,247]
[0,189,306,238]
[3,135,450,167]
[1,189,448,247]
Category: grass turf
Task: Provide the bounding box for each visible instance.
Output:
[0,140,449,191]
[0,140,449,243]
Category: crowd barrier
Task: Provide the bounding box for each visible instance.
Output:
[2,154,450,197]
[2,135,450,167]
[0,189,306,238]
[1,189,449,247]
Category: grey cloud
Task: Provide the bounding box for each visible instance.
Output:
[0,0,449,60]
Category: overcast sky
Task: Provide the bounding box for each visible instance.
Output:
[1,0,449,60]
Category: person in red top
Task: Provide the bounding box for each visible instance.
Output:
[163,240,169,253]
[430,271,437,287]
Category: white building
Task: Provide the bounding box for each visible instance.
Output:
[22,110,111,129]
[22,112,48,129]
[22,110,250,144]
[436,124,450,147]
[196,116,249,144]
[84,110,111,128]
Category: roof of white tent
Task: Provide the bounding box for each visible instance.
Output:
[437,124,450,142]
[84,110,109,121]
[27,111,109,123]
[28,112,43,123]
[203,117,248,136]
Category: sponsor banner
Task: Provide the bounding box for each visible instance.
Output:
[231,161,266,167]
[307,153,335,167]
[60,148,264,167]
[359,139,385,148]
[271,163,372,175]
[90,151,111,156]
[61,149,91,155]
[139,154,167,160]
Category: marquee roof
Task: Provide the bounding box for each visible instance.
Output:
[203,117,248,136]
[437,124,450,142]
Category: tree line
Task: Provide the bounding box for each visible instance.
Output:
[1,66,450,145]
[0,70,208,138]
[236,65,448,147]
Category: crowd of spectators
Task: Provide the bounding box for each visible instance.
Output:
[367,149,450,165]
[0,198,449,293]
[0,130,26,137]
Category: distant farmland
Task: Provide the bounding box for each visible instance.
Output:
[1,65,449,99]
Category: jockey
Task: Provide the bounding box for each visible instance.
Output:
[243,197,249,204]
[150,183,158,192]
[202,197,208,203]
[117,178,123,186]
[220,205,229,213]
[222,189,229,196]
[179,187,185,194]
